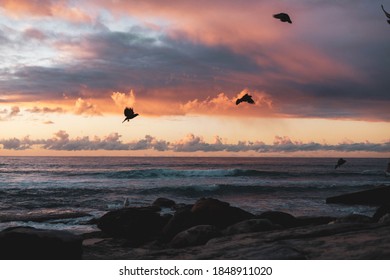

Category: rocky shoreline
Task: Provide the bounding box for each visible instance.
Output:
[2,186,390,260]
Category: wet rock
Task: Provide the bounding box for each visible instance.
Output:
[152,197,176,208]
[326,186,390,205]
[223,219,282,235]
[162,205,195,240]
[333,214,373,224]
[170,225,220,248]
[257,211,299,228]
[0,226,82,260]
[190,198,254,228]
[96,206,166,245]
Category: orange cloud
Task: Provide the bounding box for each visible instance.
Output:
[0,0,91,22]
[111,91,136,109]
[74,98,101,116]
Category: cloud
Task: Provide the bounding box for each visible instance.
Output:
[0,106,20,120]
[181,89,273,116]
[111,91,136,109]
[26,106,65,114]
[1,131,389,154]
[0,0,389,121]
[0,0,91,22]
[73,98,101,116]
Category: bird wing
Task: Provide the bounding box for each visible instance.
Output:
[382,5,390,19]
[124,107,134,117]
[273,13,282,19]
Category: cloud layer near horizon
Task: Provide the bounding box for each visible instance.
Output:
[1,131,389,154]
[1,0,389,120]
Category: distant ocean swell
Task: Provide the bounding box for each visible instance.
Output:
[2,168,387,179]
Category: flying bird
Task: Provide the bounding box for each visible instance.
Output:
[335,158,346,169]
[381,4,390,24]
[273,12,292,24]
[236,93,255,105]
[122,107,139,123]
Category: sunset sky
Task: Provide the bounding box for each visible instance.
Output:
[0,0,389,156]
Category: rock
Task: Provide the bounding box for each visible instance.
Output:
[326,186,390,205]
[0,226,82,260]
[190,198,254,228]
[96,206,166,245]
[373,204,390,222]
[152,197,176,208]
[257,211,298,228]
[170,225,220,248]
[162,205,196,240]
[0,210,91,223]
[223,219,282,235]
[333,214,373,224]
[296,216,336,227]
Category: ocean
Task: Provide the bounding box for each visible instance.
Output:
[0,156,389,234]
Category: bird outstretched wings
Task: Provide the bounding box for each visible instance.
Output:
[236,93,255,105]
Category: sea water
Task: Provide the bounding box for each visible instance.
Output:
[0,156,389,233]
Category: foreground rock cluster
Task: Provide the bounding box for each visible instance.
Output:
[2,186,390,259]
[82,194,390,259]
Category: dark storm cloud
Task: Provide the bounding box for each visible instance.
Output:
[0,0,389,120]
[0,27,260,102]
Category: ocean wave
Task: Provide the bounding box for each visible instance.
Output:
[64,168,290,179]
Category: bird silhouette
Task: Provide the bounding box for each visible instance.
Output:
[236,93,255,105]
[335,158,346,169]
[273,13,292,24]
[382,5,390,24]
[122,107,139,123]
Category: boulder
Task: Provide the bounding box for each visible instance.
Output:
[257,211,299,228]
[0,226,82,260]
[223,219,282,235]
[190,198,254,229]
[162,205,196,240]
[152,197,176,208]
[326,186,390,205]
[170,225,220,248]
[96,206,166,245]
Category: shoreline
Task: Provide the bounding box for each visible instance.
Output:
[2,186,390,260]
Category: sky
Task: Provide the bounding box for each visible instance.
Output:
[0,0,389,157]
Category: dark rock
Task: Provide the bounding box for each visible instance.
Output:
[296,216,336,227]
[373,204,390,221]
[162,205,195,240]
[258,211,298,228]
[96,206,166,245]
[333,214,373,224]
[152,197,176,208]
[170,225,220,248]
[223,219,282,235]
[326,186,390,205]
[190,197,254,229]
[0,226,82,260]
[0,210,91,223]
